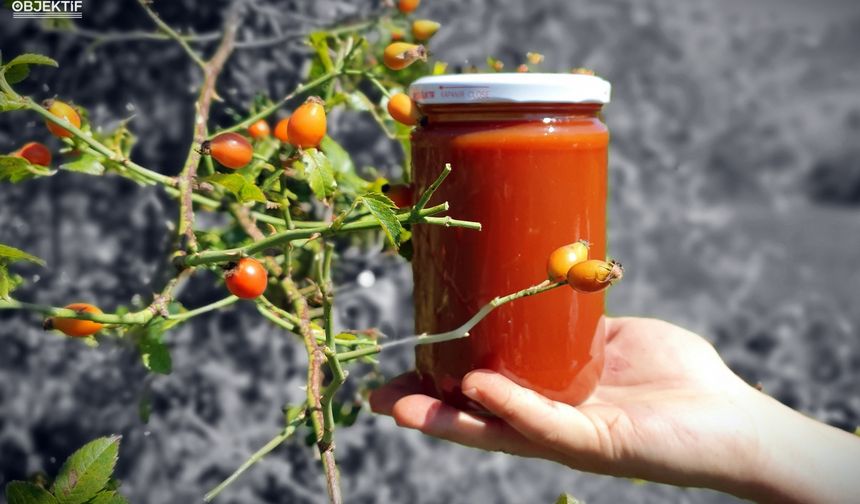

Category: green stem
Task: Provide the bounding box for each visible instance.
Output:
[344,70,391,98]
[211,71,340,138]
[411,163,451,216]
[167,296,238,322]
[25,99,175,186]
[319,242,345,448]
[203,408,307,502]
[137,0,206,69]
[257,303,297,332]
[334,345,381,362]
[180,203,468,267]
[0,299,155,325]
[381,280,563,349]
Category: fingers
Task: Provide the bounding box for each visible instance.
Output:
[388,392,550,458]
[370,372,551,458]
[461,369,604,460]
[369,371,424,415]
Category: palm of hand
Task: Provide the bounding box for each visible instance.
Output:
[370,317,762,489]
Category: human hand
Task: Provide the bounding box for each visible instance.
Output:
[370,317,782,499]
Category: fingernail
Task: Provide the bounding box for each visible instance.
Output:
[462,387,478,400]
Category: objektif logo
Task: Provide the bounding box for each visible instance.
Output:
[11,1,83,19]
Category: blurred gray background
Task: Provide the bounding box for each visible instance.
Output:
[1,0,859,502]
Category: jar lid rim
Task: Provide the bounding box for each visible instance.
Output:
[409,73,611,105]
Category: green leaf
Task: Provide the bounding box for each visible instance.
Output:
[6,53,58,68]
[300,149,336,201]
[308,32,335,73]
[61,154,105,176]
[554,493,584,504]
[135,321,173,375]
[0,243,45,265]
[319,136,354,176]
[51,436,121,504]
[359,193,402,248]
[204,173,266,203]
[5,481,59,504]
[0,262,10,299]
[0,155,51,182]
[86,491,128,504]
[5,63,29,84]
[0,93,25,112]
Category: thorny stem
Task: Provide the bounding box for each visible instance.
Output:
[137,0,207,69]
[176,6,240,253]
[284,278,342,504]
[319,242,345,449]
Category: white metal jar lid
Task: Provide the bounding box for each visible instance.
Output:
[408,73,611,105]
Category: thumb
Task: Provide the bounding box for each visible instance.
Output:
[461,369,602,458]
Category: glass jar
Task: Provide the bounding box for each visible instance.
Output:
[409,73,611,410]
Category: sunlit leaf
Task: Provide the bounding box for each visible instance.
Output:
[5,481,58,504]
[204,173,267,203]
[61,154,105,175]
[0,243,45,265]
[359,193,401,248]
[319,136,354,176]
[6,53,58,68]
[299,149,336,201]
[52,436,120,504]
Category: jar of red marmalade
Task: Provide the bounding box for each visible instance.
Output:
[409,73,611,410]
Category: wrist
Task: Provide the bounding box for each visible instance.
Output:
[731,387,860,503]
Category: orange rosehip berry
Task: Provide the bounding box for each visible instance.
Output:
[225,257,268,299]
[412,19,440,41]
[288,97,327,149]
[566,259,624,293]
[44,100,81,138]
[45,303,104,337]
[398,0,420,14]
[247,119,271,139]
[274,116,291,143]
[387,93,420,126]
[15,142,52,166]
[390,29,406,41]
[571,67,596,75]
[204,132,254,169]
[546,240,590,282]
[383,42,427,71]
[516,64,529,73]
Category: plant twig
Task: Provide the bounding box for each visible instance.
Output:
[176,6,241,253]
[166,295,238,322]
[319,242,345,449]
[283,278,342,504]
[137,0,207,69]
[210,70,340,138]
[179,202,479,267]
[381,280,564,349]
[203,407,307,502]
[411,163,451,216]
